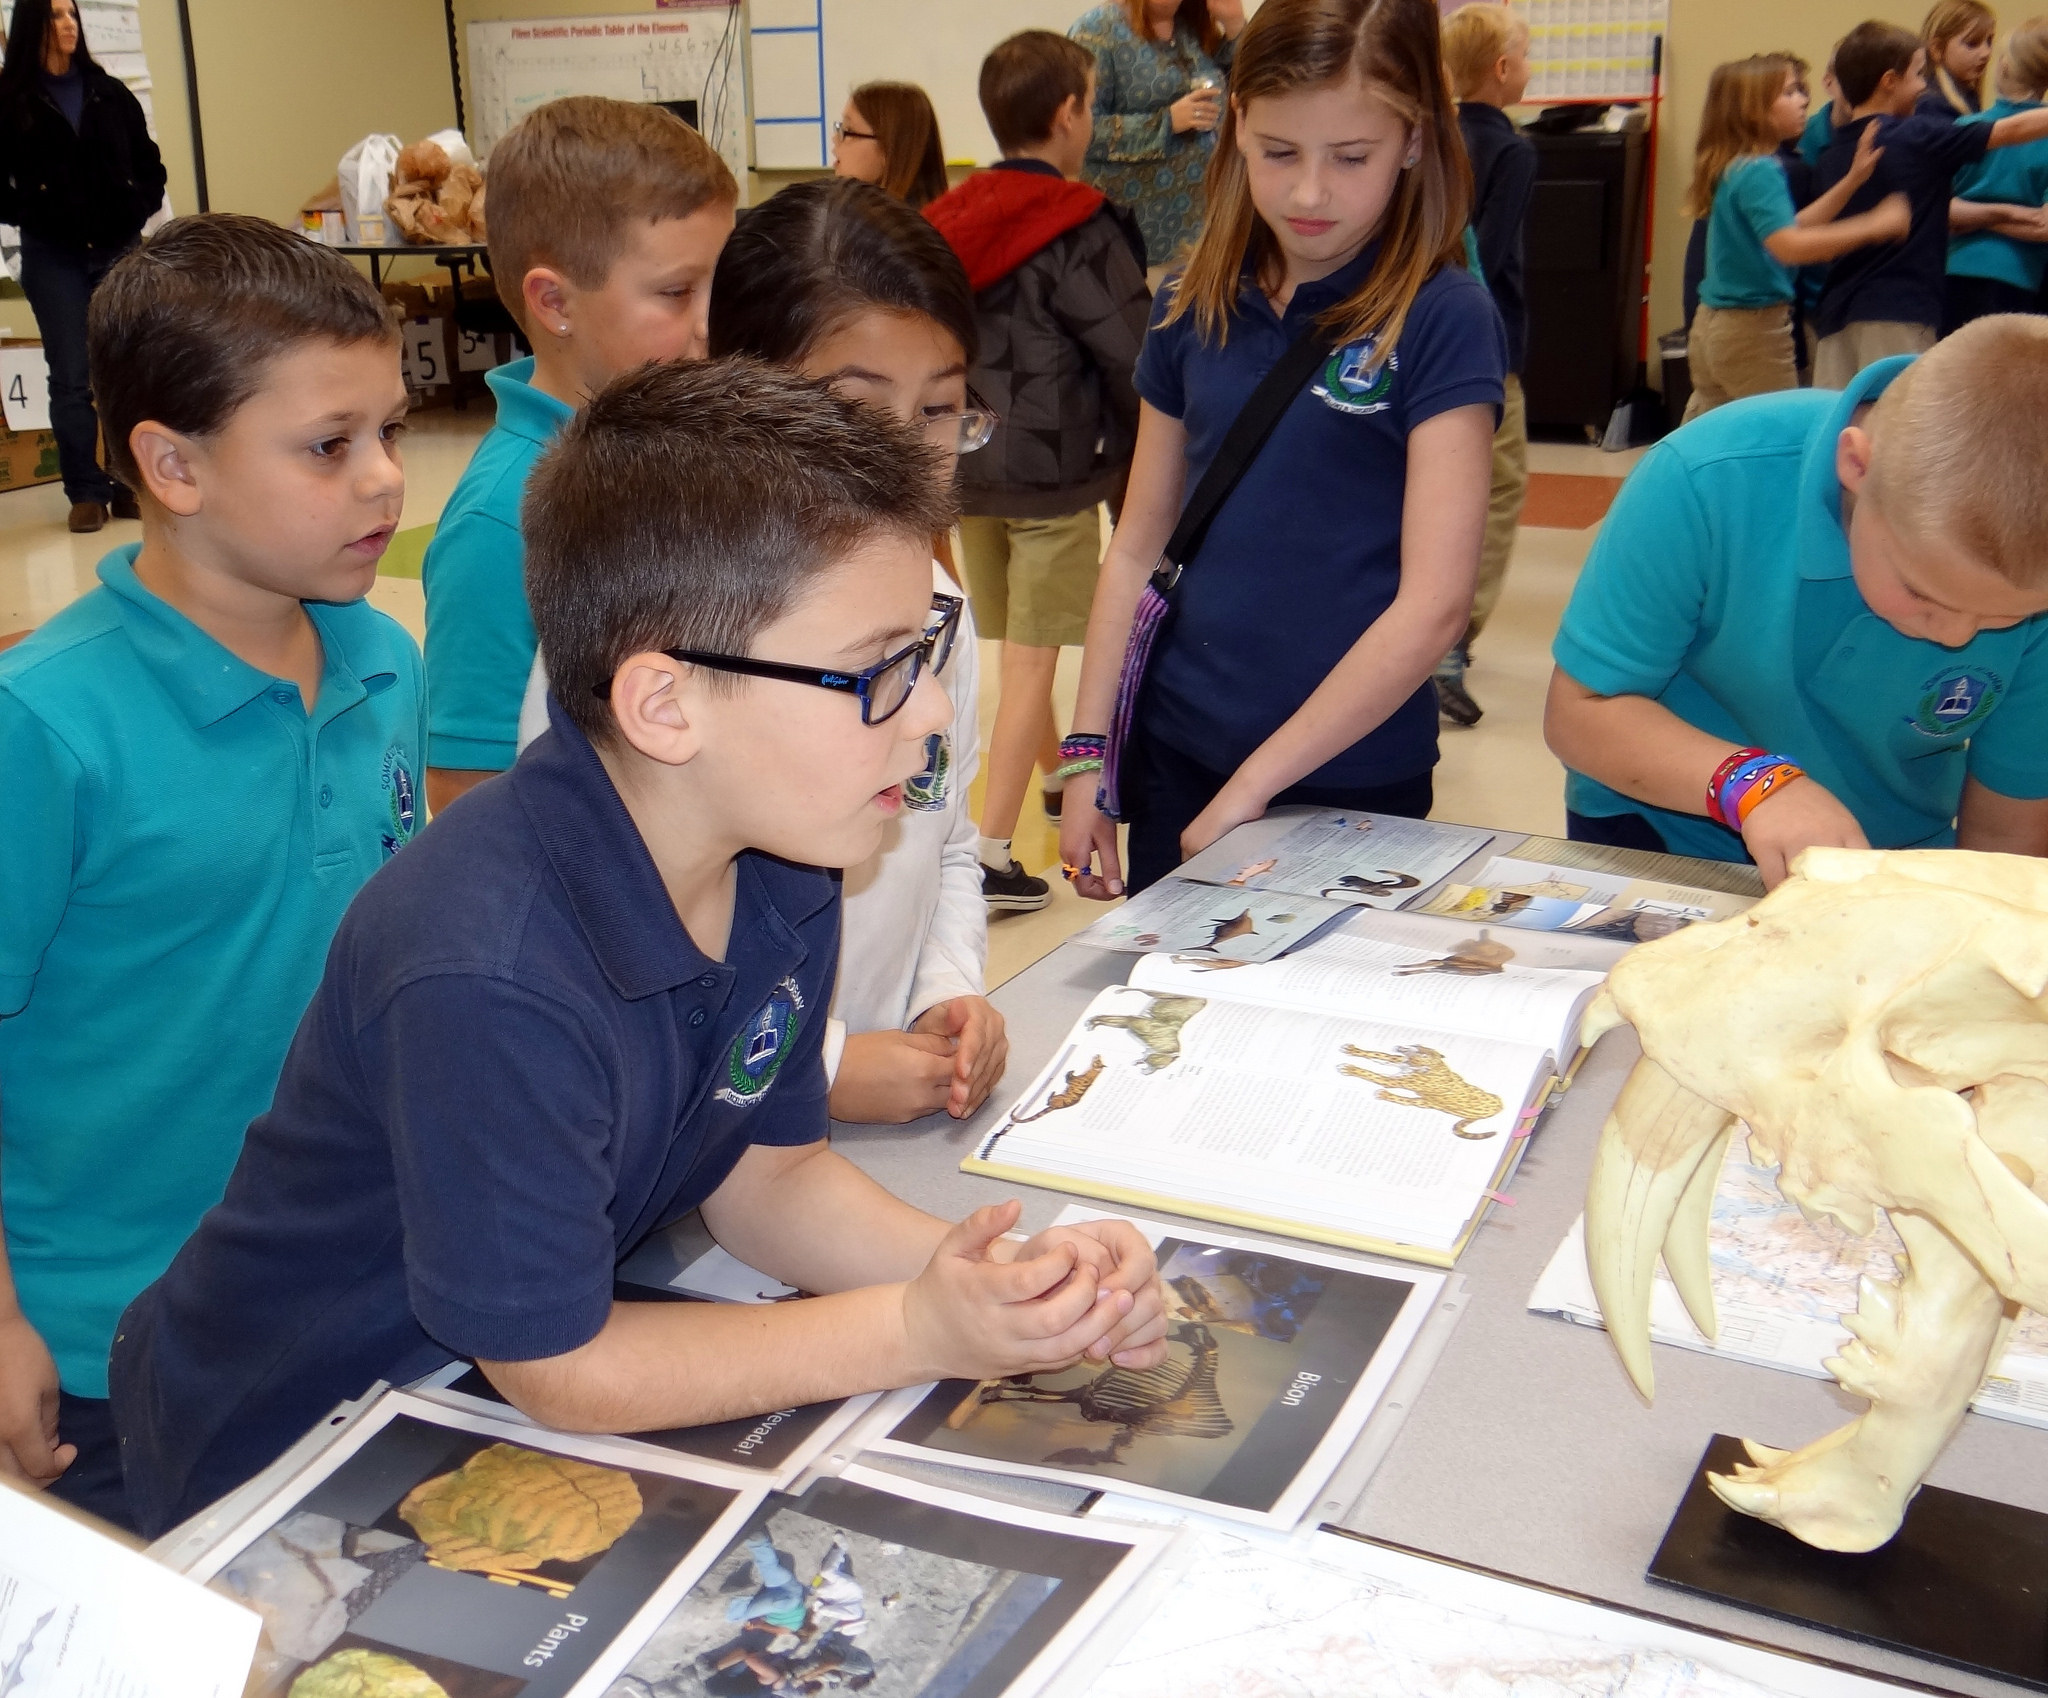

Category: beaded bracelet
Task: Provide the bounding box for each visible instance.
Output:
[1053,757,1105,782]
[1708,749,1806,829]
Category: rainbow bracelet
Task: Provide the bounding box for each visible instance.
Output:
[1709,750,1806,829]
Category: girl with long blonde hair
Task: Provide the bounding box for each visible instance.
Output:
[1683,54,1905,416]
[1921,0,1999,115]
[1058,0,1501,898]
[1946,17,2048,327]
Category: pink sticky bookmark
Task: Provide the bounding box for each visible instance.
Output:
[1484,1189,1517,1208]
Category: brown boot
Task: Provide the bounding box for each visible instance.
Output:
[109,489,141,521]
[68,501,107,533]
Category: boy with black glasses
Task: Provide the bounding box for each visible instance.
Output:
[112,358,1169,1537]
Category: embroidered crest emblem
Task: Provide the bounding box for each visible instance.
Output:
[1314,335,1398,415]
[904,732,950,812]
[381,746,417,856]
[1907,666,2002,739]
[718,976,806,1106]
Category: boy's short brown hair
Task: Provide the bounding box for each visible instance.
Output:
[980,30,1095,153]
[1441,2,1525,99]
[1834,20,1922,106]
[525,357,956,745]
[1863,314,2048,591]
[87,212,394,489]
[486,96,737,329]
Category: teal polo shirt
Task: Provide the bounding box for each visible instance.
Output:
[1701,155,1796,309]
[421,357,574,772]
[1555,356,2048,862]
[1950,100,2048,294]
[0,547,425,1395]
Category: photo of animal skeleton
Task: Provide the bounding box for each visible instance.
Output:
[1582,848,2048,1552]
[881,1233,1426,1520]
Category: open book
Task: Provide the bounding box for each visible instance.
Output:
[965,914,1607,1264]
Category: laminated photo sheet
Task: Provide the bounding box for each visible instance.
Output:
[1058,1505,1921,1698]
[867,1212,1445,1531]
[601,1463,1174,1698]
[1422,854,1757,942]
[1177,809,1499,908]
[1511,833,1767,899]
[0,1481,261,1698]
[1066,877,1358,963]
[1528,1136,2048,1429]
[185,1389,766,1698]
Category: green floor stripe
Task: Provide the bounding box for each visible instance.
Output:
[380,523,434,580]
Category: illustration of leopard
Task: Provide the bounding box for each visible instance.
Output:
[1012,1054,1105,1122]
[1085,993,1207,1073]
[1337,1043,1504,1138]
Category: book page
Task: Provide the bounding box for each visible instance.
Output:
[1511,833,1766,898]
[1178,810,1496,906]
[1068,878,1356,963]
[983,984,1550,1244]
[0,1481,260,1698]
[1130,922,1605,1059]
[1420,854,1755,944]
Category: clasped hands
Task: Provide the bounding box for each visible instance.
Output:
[903,1200,1171,1383]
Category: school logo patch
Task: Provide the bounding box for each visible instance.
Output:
[1314,335,1398,415]
[1906,666,2003,739]
[381,746,418,856]
[718,976,806,1106]
[903,732,950,812]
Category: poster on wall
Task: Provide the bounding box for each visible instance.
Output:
[0,0,171,280]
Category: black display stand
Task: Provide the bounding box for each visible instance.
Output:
[1648,1434,2048,1691]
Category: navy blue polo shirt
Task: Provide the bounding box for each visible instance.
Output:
[1815,113,1989,336]
[111,699,840,1535]
[1135,246,1504,788]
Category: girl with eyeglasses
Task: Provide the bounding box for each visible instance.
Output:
[831,81,951,208]
[517,178,1005,1127]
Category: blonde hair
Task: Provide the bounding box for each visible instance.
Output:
[1686,55,1795,219]
[1442,3,1525,99]
[1995,15,2048,98]
[1865,315,2048,590]
[1166,0,1469,351]
[1923,0,1998,111]
[486,97,735,332]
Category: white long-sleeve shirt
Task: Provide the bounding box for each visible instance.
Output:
[514,561,987,1081]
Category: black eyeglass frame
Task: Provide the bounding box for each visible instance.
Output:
[596,594,963,726]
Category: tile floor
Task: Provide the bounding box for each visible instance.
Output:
[0,400,1646,989]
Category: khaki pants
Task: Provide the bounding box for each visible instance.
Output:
[1812,320,1936,391]
[1469,372,1527,644]
[1682,304,1797,422]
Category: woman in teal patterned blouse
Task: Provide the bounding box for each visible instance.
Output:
[1070,0,1247,269]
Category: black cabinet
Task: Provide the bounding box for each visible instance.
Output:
[1522,125,1649,433]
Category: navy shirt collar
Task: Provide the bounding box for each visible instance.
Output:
[1243,239,1382,328]
[514,696,835,1001]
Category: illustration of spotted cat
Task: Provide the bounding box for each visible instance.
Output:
[1337,1043,1504,1138]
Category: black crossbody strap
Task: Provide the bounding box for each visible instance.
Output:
[1152,323,1337,595]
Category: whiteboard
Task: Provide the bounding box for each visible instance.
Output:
[465,6,748,186]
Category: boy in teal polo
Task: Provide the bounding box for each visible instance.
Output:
[0,215,422,1528]
[421,97,736,813]
[1546,314,2048,889]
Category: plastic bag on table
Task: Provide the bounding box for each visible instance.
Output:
[338,133,402,244]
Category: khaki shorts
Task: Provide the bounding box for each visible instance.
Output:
[959,508,1103,648]
[1683,303,1797,421]
[1812,320,1935,391]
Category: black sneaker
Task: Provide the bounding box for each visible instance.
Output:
[983,858,1051,913]
[1434,648,1483,727]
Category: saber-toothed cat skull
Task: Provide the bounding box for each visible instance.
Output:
[1581,848,2048,1552]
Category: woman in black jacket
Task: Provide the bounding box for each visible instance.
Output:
[0,0,164,531]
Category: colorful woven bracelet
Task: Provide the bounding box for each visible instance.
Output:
[1728,760,1806,828]
[1053,757,1105,782]
[1060,732,1108,754]
[1704,747,1767,826]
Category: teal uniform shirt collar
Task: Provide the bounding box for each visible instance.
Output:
[484,355,575,448]
[96,544,399,728]
[1795,354,1912,582]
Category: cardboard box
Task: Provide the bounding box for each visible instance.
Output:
[0,338,60,491]
[382,277,513,411]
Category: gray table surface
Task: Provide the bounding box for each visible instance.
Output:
[824,816,2048,1697]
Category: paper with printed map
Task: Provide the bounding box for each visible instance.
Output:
[1065,1508,1905,1697]
[1527,1136,2048,1427]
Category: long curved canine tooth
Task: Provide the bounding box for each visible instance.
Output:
[1584,1056,1736,1398]
[1740,1438,1789,1466]
[1708,1471,1782,1521]
[1665,1119,1736,1344]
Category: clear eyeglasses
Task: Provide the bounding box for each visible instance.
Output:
[599,594,963,726]
[919,389,999,454]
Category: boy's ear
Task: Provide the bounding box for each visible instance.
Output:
[1835,424,1875,499]
[522,266,574,342]
[128,421,202,518]
[608,650,706,769]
